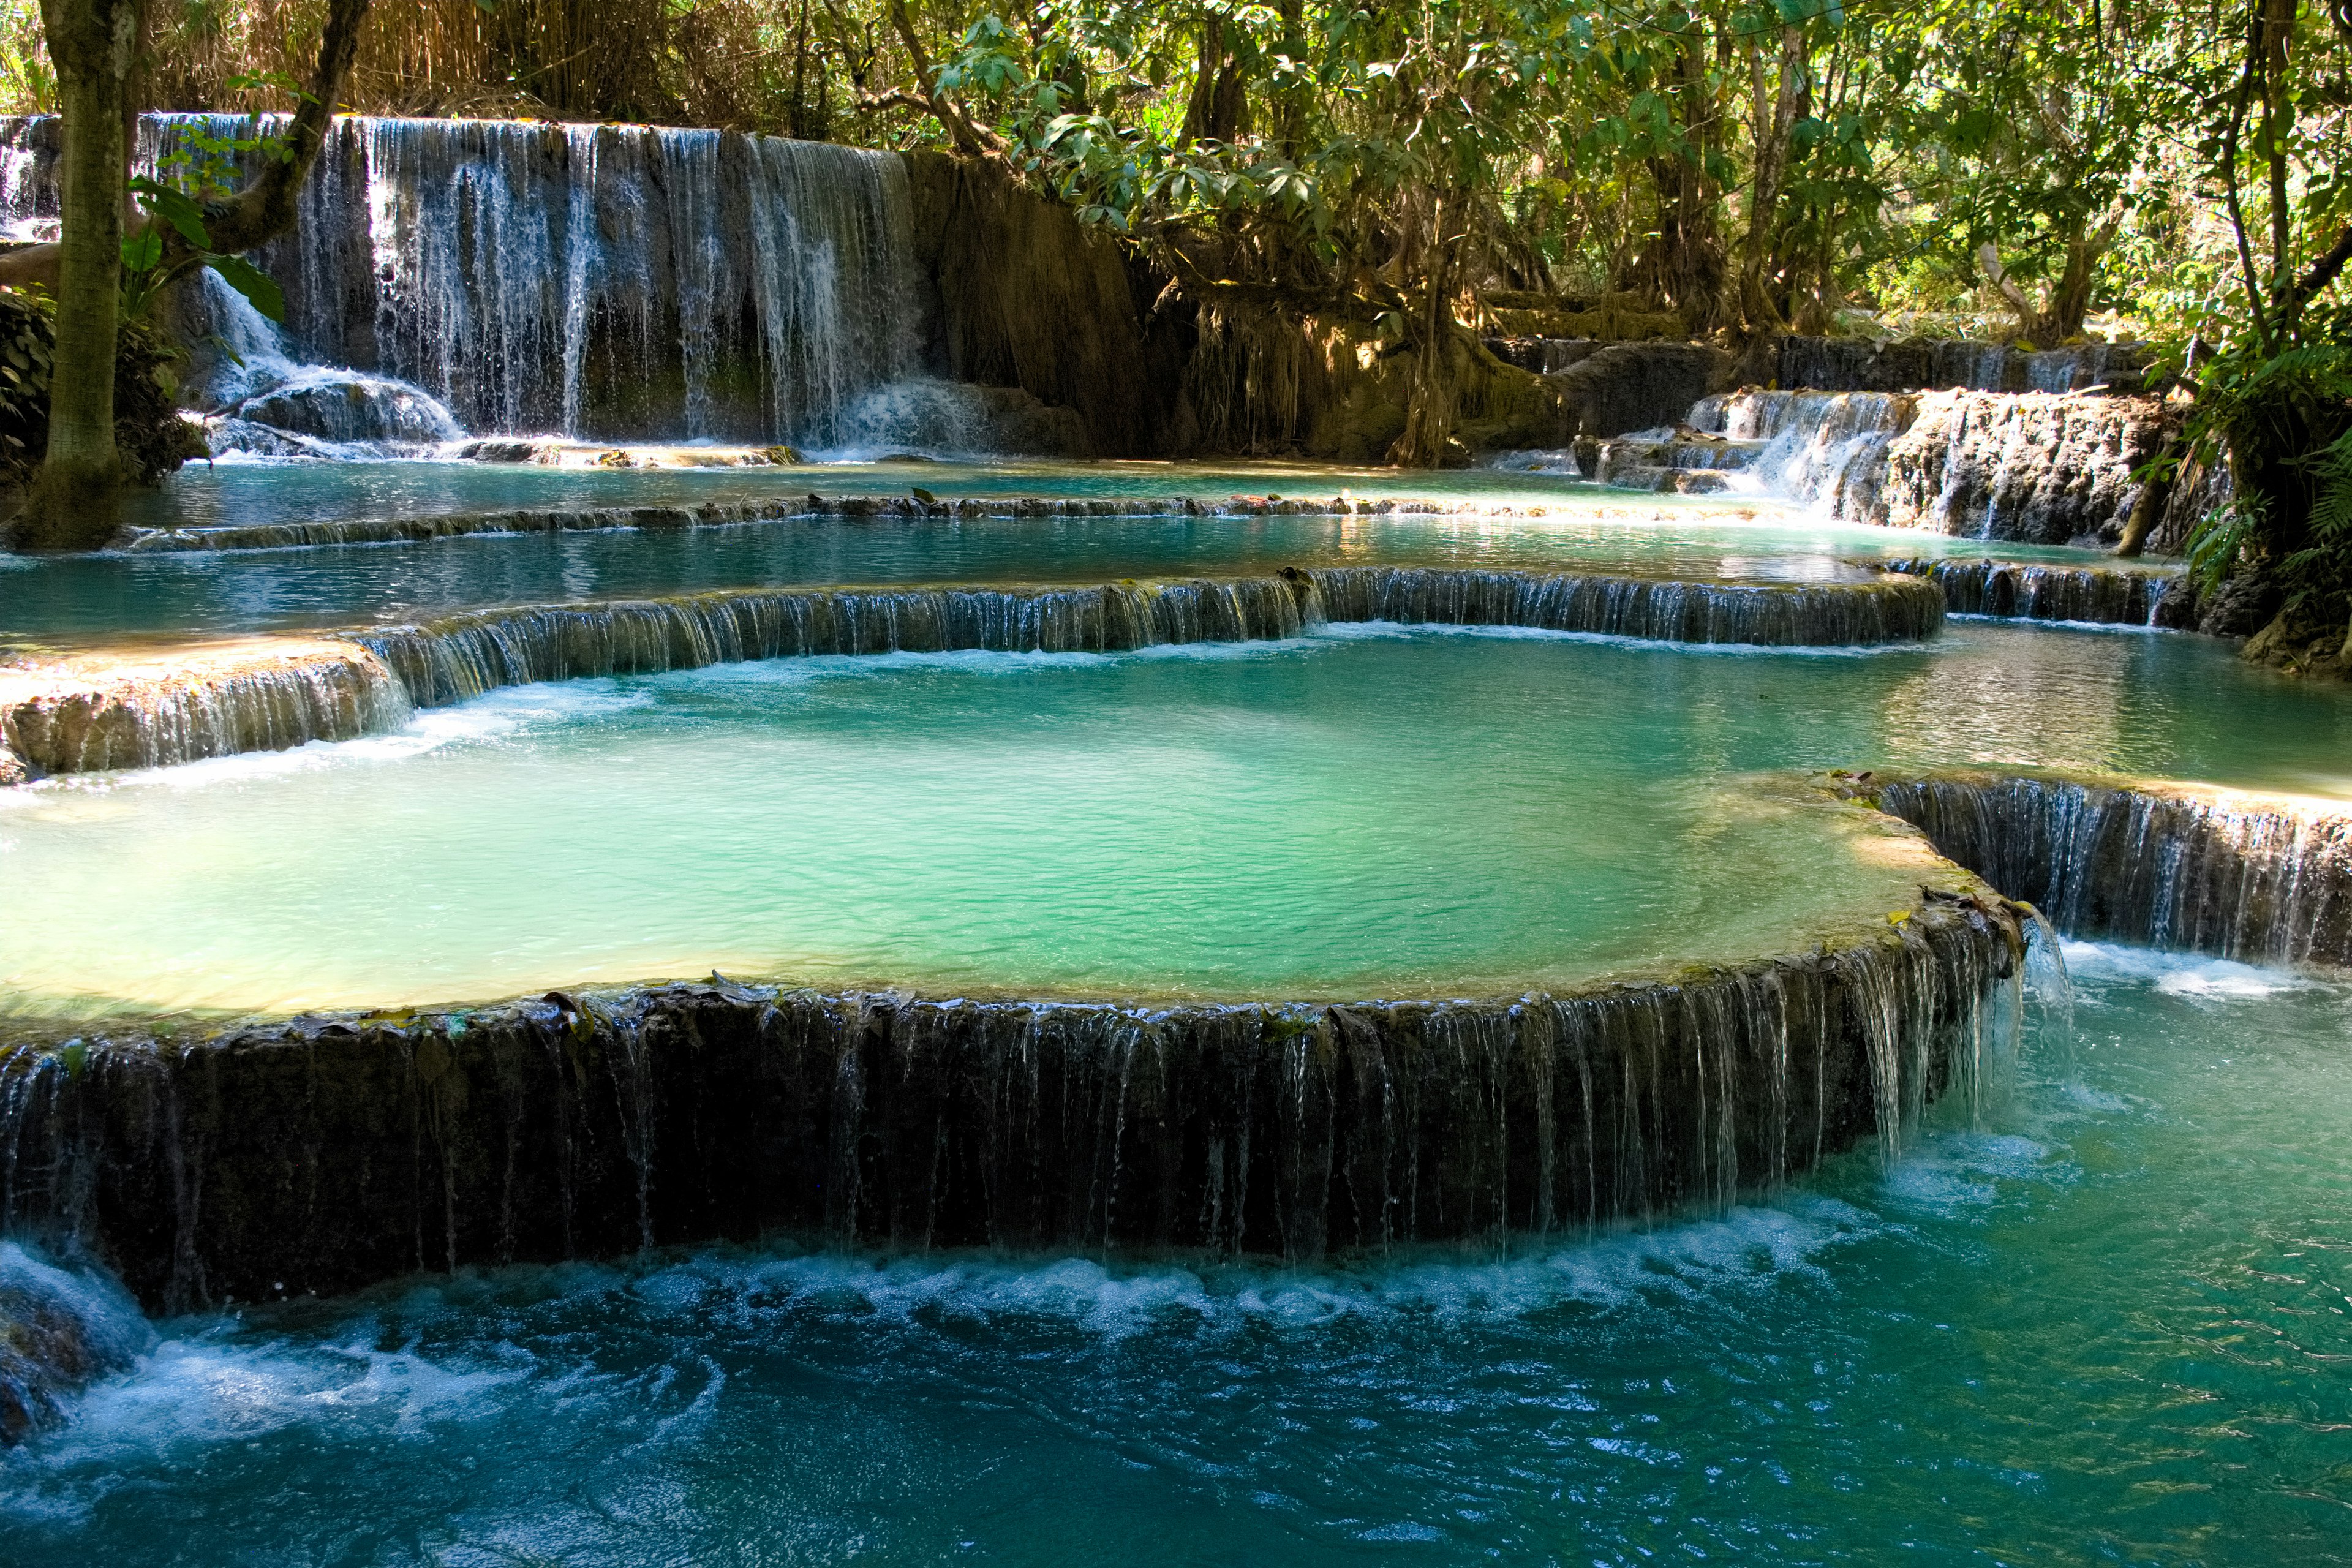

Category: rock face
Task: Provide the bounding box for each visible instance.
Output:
[903,151,1167,458]
[1550,343,1735,440]
[0,889,2015,1310]
[1878,392,2171,545]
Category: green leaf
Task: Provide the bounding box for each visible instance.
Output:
[121,228,162,274]
[209,254,286,323]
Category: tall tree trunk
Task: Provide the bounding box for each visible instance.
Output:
[6,0,369,551]
[1738,24,1808,332]
[13,0,145,549]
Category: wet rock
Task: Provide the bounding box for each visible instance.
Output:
[0,1243,148,1446]
[1551,343,1735,440]
[2196,571,2282,638]
[2152,575,2203,630]
[1879,392,2171,545]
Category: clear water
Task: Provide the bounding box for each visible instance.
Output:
[4,947,2345,1564]
[114,456,1704,530]
[5,494,2148,649]
[4,620,2348,1021]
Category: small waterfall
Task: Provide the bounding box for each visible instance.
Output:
[302,116,924,443]
[0,644,412,775]
[1304,565,1943,646]
[1885,558,2187,626]
[1776,335,2154,396]
[0,894,2017,1306]
[1686,390,1915,521]
[1688,389,2169,545]
[1875,774,2352,967]
[6,570,1956,777]
[0,1242,150,1445]
[356,578,1315,705]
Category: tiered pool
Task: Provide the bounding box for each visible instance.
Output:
[1,473,2346,1560]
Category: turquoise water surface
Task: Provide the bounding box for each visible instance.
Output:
[4,619,2346,1019]
[3,946,2345,1564]
[1,496,2146,648]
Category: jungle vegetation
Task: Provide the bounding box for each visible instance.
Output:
[0,0,2348,655]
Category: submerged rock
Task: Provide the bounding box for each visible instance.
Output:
[0,1243,149,1446]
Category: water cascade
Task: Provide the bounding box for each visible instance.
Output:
[2,570,1943,775]
[1883,557,2194,627]
[0,1243,149,1446]
[1676,390,2168,545]
[360,577,1316,703]
[1873,773,2352,966]
[0,640,409,775]
[0,115,944,448]
[0,891,2017,1310]
[1302,566,1943,646]
[1774,335,2155,396]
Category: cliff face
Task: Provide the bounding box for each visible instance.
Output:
[903,151,1175,458]
[1879,391,2172,546]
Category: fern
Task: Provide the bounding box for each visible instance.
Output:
[2187,494,2261,597]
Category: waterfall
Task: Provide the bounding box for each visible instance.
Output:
[0,113,932,447]
[358,577,1316,704]
[1776,335,2154,396]
[0,893,2016,1308]
[0,1242,150,1445]
[5,570,1948,778]
[1875,774,2352,967]
[1686,389,2168,545]
[294,116,924,443]
[1305,565,1943,646]
[0,643,411,775]
[1884,558,2192,627]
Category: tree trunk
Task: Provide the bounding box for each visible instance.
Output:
[12,0,143,550]
[6,0,370,551]
[1737,24,1808,333]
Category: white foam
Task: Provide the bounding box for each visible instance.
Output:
[2059,941,2319,1000]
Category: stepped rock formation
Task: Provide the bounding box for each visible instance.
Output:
[1776,335,2155,396]
[1883,558,2195,627]
[1,570,1940,774]
[1872,772,2352,967]
[1685,388,2174,545]
[0,881,2018,1309]
[0,638,407,775]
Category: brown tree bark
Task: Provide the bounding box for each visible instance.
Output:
[1737,24,1809,333]
[7,0,371,550]
[10,0,146,550]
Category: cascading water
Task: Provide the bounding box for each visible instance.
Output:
[1875,774,2352,967]
[1681,388,2168,545]
[0,641,410,775]
[1,570,1944,774]
[0,894,2016,1309]
[290,116,924,444]
[0,113,991,452]
[0,1242,150,1446]
[1884,557,2193,627]
[1302,565,1943,646]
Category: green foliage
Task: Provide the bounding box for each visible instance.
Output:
[0,288,205,488]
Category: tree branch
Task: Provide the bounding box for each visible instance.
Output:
[0,0,371,295]
[886,0,1001,159]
